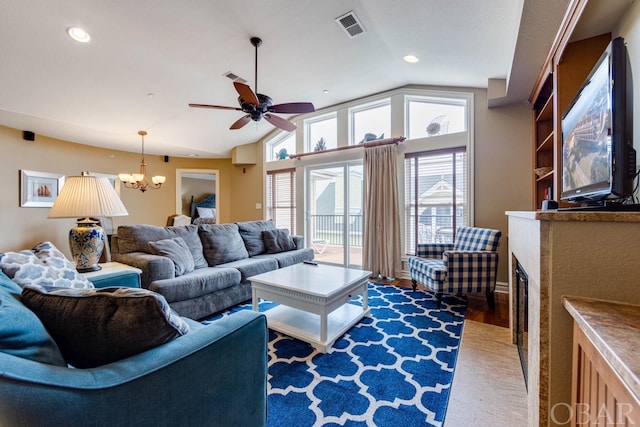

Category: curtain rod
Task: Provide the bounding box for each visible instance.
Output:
[289,136,406,160]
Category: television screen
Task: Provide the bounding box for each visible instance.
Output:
[561,52,612,200]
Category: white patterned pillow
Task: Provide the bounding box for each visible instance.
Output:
[0,242,94,289]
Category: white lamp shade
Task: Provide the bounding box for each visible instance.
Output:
[48,176,129,218]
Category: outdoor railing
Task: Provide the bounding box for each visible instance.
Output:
[310,214,363,247]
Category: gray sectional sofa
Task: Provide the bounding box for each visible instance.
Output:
[112,220,314,319]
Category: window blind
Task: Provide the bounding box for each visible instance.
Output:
[266,169,296,234]
[404,147,468,255]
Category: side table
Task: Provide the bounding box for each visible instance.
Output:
[81,262,142,288]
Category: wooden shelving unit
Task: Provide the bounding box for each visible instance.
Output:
[529,32,612,210]
[532,73,555,209]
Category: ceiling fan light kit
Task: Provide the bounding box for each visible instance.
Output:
[189,37,314,132]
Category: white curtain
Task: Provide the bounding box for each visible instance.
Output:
[362,144,400,278]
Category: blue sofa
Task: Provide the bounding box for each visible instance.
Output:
[0,272,268,427]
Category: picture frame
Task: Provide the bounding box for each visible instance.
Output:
[20,170,65,208]
[88,172,121,197]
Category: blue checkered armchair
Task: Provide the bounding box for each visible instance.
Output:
[408,226,502,308]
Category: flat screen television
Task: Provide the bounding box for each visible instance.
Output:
[560,37,637,207]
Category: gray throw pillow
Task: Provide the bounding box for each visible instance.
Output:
[116,225,207,269]
[21,285,190,368]
[199,223,249,266]
[262,229,296,254]
[236,220,277,256]
[148,237,195,277]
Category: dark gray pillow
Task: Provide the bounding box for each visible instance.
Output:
[148,237,195,277]
[236,220,277,256]
[21,285,190,368]
[262,229,296,254]
[116,224,207,269]
[199,223,249,266]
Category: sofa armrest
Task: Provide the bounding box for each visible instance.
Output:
[112,251,174,288]
[291,234,304,250]
[0,310,268,427]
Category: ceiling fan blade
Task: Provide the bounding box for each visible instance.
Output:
[264,113,296,132]
[230,114,252,130]
[269,102,315,114]
[189,103,242,111]
[233,82,259,106]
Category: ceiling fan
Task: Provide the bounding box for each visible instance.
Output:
[189,37,315,132]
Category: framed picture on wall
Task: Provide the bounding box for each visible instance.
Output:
[20,170,65,207]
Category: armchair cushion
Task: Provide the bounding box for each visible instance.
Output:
[21,285,190,368]
[148,237,195,277]
[0,241,94,289]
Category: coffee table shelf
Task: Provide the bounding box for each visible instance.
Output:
[249,263,371,353]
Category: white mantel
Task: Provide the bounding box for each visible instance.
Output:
[506,210,640,427]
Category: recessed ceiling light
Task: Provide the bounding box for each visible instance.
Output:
[403,54,419,63]
[323,89,329,94]
[66,27,91,43]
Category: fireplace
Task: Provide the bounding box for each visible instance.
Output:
[515,260,528,389]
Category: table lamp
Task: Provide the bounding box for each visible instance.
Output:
[48,172,129,272]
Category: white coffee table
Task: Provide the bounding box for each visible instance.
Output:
[249,263,372,353]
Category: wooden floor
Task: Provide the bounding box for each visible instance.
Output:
[383,278,510,327]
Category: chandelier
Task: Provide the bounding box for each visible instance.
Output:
[118,131,166,192]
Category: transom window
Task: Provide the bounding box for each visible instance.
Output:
[266,132,295,162]
[406,95,467,140]
[349,99,390,145]
[305,113,337,152]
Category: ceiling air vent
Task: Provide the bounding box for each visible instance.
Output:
[222,71,247,84]
[335,11,365,39]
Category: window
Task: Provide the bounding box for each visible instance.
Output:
[266,169,296,234]
[349,100,390,145]
[266,132,295,162]
[406,96,467,140]
[305,113,337,152]
[404,148,468,255]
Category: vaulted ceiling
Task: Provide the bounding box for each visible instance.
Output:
[0,0,572,158]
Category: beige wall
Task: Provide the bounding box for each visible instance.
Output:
[0,125,261,258]
[473,90,533,281]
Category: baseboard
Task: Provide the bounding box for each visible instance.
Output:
[495,281,508,294]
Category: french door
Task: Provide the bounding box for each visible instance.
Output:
[306,161,363,268]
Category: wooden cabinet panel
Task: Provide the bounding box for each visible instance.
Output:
[571,325,640,426]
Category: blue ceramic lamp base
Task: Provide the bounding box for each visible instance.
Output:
[69,218,105,273]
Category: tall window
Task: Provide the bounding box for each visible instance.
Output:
[407,95,467,139]
[266,169,296,234]
[404,148,468,255]
[349,100,390,145]
[305,113,337,152]
[266,132,296,162]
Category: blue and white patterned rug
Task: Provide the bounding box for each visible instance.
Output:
[204,283,466,427]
